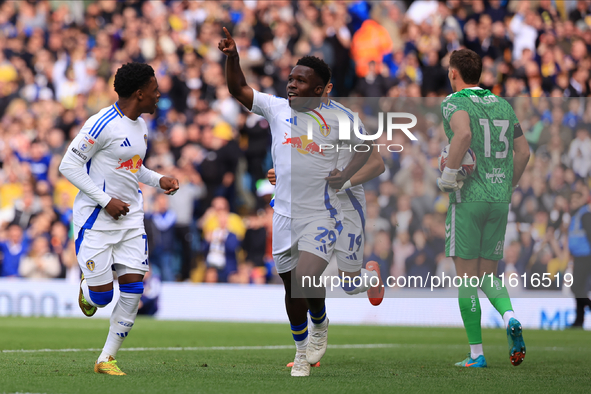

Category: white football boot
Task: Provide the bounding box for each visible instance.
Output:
[291,350,310,377]
[306,319,328,364]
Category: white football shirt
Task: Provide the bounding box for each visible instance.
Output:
[250,90,363,219]
[328,100,367,215]
[59,104,163,231]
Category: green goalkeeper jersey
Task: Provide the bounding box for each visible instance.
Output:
[441,87,520,204]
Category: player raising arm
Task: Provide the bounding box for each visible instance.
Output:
[268,82,387,307]
[59,63,179,375]
[437,49,530,368]
[220,27,373,377]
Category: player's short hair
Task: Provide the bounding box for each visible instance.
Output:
[296,55,332,87]
[449,49,482,85]
[113,62,155,98]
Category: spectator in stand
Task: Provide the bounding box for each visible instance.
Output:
[405,229,436,283]
[145,193,177,282]
[366,230,391,284]
[18,236,61,279]
[0,223,30,277]
[568,126,591,179]
[168,166,206,281]
[568,190,591,327]
[197,122,241,211]
[350,17,393,78]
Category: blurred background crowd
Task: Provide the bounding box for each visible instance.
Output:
[0,0,590,292]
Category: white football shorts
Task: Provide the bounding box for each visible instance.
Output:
[272,212,343,274]
[74,225,149,286]
[334,208,366,272]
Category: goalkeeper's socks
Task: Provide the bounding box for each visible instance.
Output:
[291,321,309,350]
[470,343,484,360]
[309,305,327,327]
[502,310,516,328]
[342,269,378,295]
[480,275,514,318]
[97,283,143,363]
[458,278,482,345]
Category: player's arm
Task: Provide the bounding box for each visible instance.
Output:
[347,146,385,188]
[268,147,384,188]
[326,142,373,190]
[58,131,129,220]
[512,122,530,187]
[137,165,179,195]
[218,27,253,110]
[437,110,471,192]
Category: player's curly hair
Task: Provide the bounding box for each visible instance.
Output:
[296,55,332,87]
[113,62,155,98]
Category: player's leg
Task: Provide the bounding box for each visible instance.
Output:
[279,267,311,376]
[479,203,525,366]
[447,203,487,367]
[453,256,486,367]
[335,211,383,305]
[75,226,116,316]
[295,216,344,365]
[295,251,329,365]
[273,213,311,377]
[94,229,150,375]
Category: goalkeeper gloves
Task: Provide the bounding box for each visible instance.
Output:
[437,167,464,193]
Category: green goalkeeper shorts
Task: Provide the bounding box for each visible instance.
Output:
[445,202,509,261]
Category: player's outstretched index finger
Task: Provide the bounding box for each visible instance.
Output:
[223,26,232,39]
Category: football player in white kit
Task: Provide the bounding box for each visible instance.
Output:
[268,83,386,308]
[220,28,374,377]
[59,63,179,375]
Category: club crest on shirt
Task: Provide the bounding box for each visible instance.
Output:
[86,259,95,271]
[320,124,331,137]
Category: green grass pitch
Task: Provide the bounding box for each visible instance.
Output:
[0,317,589,394]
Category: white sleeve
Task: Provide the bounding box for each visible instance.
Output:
[509,14,524,34]
[58,128,112,208]
[250,89,281,119]
[138,165,164,188]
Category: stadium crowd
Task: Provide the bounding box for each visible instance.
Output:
[0,0,590,291]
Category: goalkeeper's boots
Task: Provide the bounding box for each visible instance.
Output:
[366,261,384,306]
[306,318,328,364]
[78,276,97,317]
[455,354,487,368]
[507,317,526,366]
[94,356,126,375]
[290,351,310,377]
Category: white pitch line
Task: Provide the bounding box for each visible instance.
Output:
[1,343,583,354]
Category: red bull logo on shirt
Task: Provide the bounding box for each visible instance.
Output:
[116,154,143,173]
[282,133,324,156]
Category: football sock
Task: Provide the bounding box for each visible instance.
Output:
[341,269,377,295]
[458,278,482,345]
[80,280,104,308]
[309,305,327,327]
[502,310,516,328]
[291,321,309,350]
[470,343,484,359]
[480,275,514,318]
[98,283,143,363]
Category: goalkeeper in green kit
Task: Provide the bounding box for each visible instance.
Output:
[436,49,531,368]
